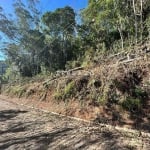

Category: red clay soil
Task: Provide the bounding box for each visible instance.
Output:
[0,94,150,133]
[0,94,100,121]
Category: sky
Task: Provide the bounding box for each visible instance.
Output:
[0,0,88,60]
[0,0,88,14]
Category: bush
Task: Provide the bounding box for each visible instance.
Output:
[121,97,142,112]
[132,87,148,100]
[65,60,81,70]
[97,95,107,105]
[53,91,63,101]
[54,81,76,101]
[8,86,26,98]
[64,81,76,98]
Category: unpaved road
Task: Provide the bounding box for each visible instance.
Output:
[0,98,150,150]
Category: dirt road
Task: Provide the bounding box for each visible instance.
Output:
[0,98,150,150]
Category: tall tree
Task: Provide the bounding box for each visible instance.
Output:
[0,0,43,76]
[81,0,150,51]
[42,6,76,70]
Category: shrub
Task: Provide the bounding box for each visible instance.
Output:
[53,91,63,101]
[97,95,107,105]
[121,97,142,112]
[8,86,26,98]
[65,60,81,70]
[64,81,76,98]
[132,87,148,100]
[54,81,76,101]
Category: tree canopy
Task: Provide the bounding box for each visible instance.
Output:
[0,0,149,78]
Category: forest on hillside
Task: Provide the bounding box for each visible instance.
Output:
[0,0,150,78]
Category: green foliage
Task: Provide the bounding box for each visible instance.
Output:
[145,14,150,38]
[65,60,81,70]
[0,0,150,79]
[7,85,26,98]
[121,97,142,112]
[54,81,76,101]
[81,0,150,52]
[53,91,63,101]
[97,95,107,105]
[1,0,43,77]
[64,81,76,97]
[41,6,76,71]
[42,6,75,36]
[4,67,20,81]
[133,87,148,100]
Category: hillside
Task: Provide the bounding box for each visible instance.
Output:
[2,40,150,132]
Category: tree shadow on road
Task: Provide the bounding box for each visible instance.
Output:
[0,126,138,150]
[0,127,73,150]
[0,109,146,150]
[0,110,27,122]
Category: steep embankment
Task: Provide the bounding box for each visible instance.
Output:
[2,41,150,132]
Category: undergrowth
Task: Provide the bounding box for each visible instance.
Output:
[54,80,76,101]
[2,46,150,120]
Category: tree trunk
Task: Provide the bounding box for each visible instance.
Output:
[132,0,138,44]
[140,0,143,41]
[118,26,124,51]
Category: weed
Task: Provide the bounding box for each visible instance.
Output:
[97,95,107,105]
[64,81,76,98]
[54,81,76,101]
[132,87,148,100]
[53,91,63,101]
[8,86,26,98]
[121,97,142,112]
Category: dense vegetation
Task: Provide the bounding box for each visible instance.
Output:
[0,0,149,78]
